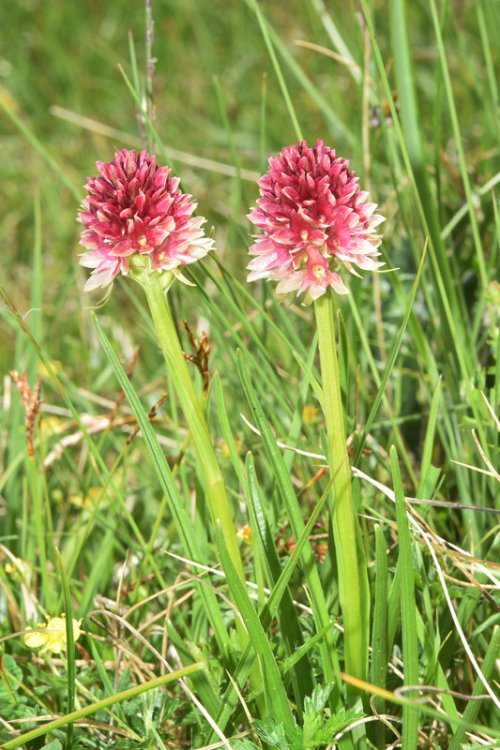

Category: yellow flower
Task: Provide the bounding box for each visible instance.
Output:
[237,525,252,544]
[39,415,66,436]
[24,615,82,655]
[4,556,31,580]
[302,403,319,425]
[38,359,63,379]
[70,487,106,509]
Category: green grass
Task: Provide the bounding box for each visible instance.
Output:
[1,0,499,748]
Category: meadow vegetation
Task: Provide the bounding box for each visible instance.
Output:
[0,1,499,748]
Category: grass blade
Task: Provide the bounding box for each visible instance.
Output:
[237,348,341,697]
[390,445,419,749]
[248,0,303,141]
[429,0,488,287]
[370,524,389,748]
[0,98,81,200]
[2,662,204,750]
[448,626,500,750]
[92,312,231,654]
[341,673,500,740]
[352,242,427,467]
[215,524,295,728]
[245,451,314,707]
[54,549,77,750]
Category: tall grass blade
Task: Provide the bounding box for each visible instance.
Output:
[248,0,303,141]
[390,446,419,749]
[370,524,388,749]
[245,451,313,706]
[92,312,231,653]
[429,0,487,287]
[54,549,77,750]
[448,626,500,750]
[0,98,81,200]
[237,348,341,696]
[352,242,428,466]
[1,663,203,750]
[215,525,296,728]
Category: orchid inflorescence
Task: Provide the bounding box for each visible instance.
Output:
[247,140,384,300]
[78,142,383,300]
[77,141,383,686]
[78,149,213,291]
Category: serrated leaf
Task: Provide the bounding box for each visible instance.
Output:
[232,740,261,750]
[254,718,303,750]
[0,653,23,701]
[254,719,293,750]
[319,707,363,740]
[303,696,363,749]
[303,683,334,717]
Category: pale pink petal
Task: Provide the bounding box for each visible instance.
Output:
[330,273,349,295]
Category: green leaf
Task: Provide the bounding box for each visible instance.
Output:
[0,653,21,703]
[391,446,419,750]
[232,740,261,750]
[254,717,302,750]
[92,312,230,656]
[215,524,296,730]
[236,348,341,696]
[54,549,76,750]
[303,685,362,748]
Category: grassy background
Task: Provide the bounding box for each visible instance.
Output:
[1,0,499,748]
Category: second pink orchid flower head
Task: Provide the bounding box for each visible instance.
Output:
[78,149,213,291]
[247,140,385,300]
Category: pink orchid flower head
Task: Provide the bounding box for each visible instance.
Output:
[247,140,385,301]
[78,149,214,291]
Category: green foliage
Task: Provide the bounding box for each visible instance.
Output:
[302,685,362,748]
[0,653,33,721]
[235,685,362,750]
[0,0,498,747]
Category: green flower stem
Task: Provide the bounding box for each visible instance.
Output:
[142,272,245,583]
[314,289,369,681]
[141,274,266,714]
[2,662,203,749]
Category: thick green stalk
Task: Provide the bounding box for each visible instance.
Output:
[142,273,245,582]
[142,276,267,715]
[314,290,369,681]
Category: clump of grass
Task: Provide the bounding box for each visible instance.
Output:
[1,1,499,748]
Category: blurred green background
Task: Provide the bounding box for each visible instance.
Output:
[1,0,498,463]
[1,4,499,744]
[2,1,496,334]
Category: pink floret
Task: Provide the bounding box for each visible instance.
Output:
[78,149,213,291]
[247,140,384,299]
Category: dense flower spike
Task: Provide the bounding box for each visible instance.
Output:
[247,140,384,300]
[78,149,213,291]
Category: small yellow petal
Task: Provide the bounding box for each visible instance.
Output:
[237,525,252,544]
[4,556,31,579]
[302,404,319,425]
[24,625,48,650]
[24,616,82,654]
